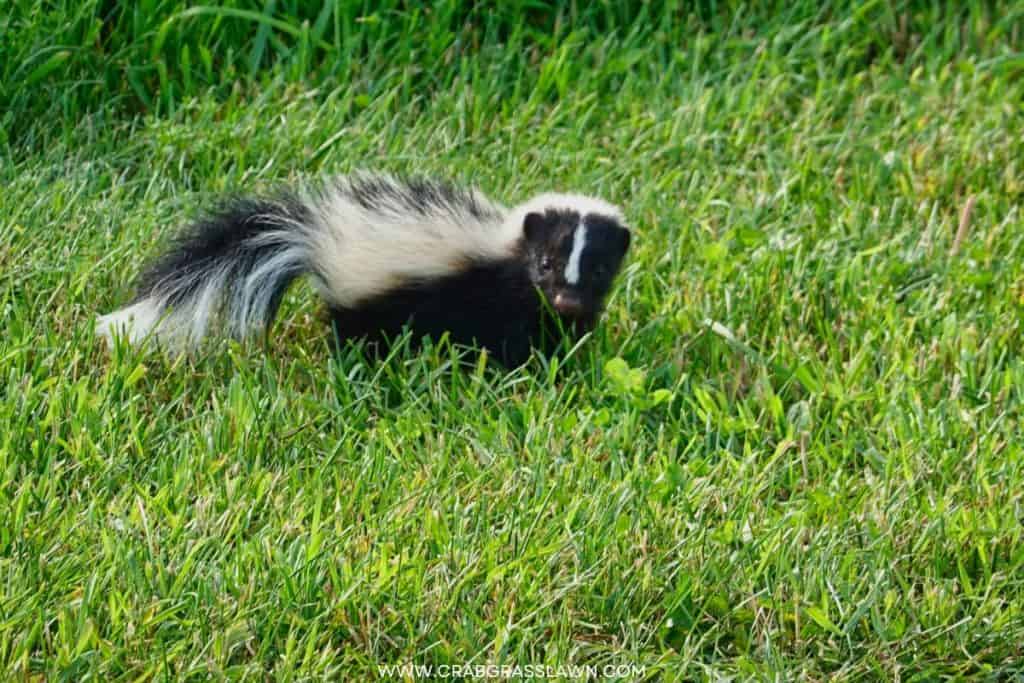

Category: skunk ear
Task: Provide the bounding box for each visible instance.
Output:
[617,226,632,256]
[523,212,547,243]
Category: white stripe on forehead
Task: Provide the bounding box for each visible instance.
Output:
[513,193,623,222]
[564,221,588,285]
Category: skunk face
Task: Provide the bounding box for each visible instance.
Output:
[523,208,631,330]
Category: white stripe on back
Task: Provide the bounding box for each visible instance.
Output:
[564,222,587,285]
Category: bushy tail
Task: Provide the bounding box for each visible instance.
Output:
[96,195,315,349]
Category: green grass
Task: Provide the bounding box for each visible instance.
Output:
[3,0,1024,679]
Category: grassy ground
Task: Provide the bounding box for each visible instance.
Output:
[3,1,1024,679]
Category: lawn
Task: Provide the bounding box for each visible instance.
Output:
[2,1,1023,679]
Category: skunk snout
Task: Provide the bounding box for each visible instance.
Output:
[553,291,586,317]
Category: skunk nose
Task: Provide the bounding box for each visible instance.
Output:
[553,292,584,317]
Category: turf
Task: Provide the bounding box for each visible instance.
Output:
[2,1,1024,679]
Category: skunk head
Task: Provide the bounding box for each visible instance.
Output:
[517,195,631,332]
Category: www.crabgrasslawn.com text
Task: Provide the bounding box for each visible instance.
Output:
[378,662,646,679]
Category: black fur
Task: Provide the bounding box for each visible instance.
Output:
[331,209,631,367]
[104,176,632,367]
[136,194,311,332]
[329,256,539,366]
[522,208,631,332]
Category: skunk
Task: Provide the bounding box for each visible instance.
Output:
[96,174,632,367]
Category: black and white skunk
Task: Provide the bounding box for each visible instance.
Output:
[97,174,632,367]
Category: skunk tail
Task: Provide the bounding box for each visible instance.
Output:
[96,195,315,349]
[97,175,518,350]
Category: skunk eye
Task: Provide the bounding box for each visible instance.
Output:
[540,257,553,272]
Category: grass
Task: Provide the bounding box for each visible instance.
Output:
[2,0,1024,679]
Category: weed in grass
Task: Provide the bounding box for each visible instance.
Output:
[2,1,1024,679]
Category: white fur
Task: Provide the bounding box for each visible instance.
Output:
[95,266,231,349]
[96,298,166,345]
[511,192,623,223]
[230,235,310,337]
[304,177,515,307]
[96,175,624,350]
[564,222,587,285]
[305,183,623,307]
[187,266,230,343]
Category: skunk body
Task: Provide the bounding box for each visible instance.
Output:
[97,174,631,367]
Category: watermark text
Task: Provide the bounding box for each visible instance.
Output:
[378,662,645,679]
